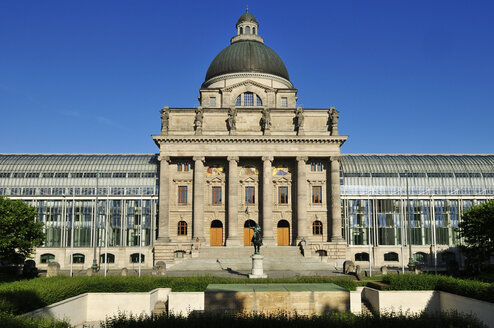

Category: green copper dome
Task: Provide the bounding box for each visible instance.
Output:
[204,40,290,82]
[236,11,258,26]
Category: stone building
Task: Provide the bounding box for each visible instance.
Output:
[153,10,347,261]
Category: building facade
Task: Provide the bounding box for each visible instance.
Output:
[0,11,493,271]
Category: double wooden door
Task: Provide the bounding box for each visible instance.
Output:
[277,227,289,246]
[244,227,254,246]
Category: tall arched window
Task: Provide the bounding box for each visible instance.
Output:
[312,220,323,235]
[235,92,262,107]
[235,95,241,106]
[178,221,187,236]
[240,27,243,34]
[252,27,256,34]
[245,26,250,34]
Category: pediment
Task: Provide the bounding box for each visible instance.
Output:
[208,177,223,183]
[222,79,274,93]
[242,177,256,183]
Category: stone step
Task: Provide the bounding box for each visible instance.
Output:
[197,246,304,259]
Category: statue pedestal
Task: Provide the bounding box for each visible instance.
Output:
[249,254,267,279]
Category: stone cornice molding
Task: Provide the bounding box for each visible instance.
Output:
[153,135,347,146]
[202,72,293,89]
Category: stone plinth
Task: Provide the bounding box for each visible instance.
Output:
[249,254,267,279]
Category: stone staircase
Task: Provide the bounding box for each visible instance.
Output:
[197,246,303,259]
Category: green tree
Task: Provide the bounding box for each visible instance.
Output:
[458,199,494,272]
[0,197,45,263]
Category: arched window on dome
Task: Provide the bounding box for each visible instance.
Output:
[252,27,256,35]
[240,27,243,35]
[245,26,250,34]
[235,95,241,106]
[244,92,254,106]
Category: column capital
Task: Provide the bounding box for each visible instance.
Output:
[262,156,274,163]
[227,156,239,162]
[330,156,341,162]
[192,156,205,162]
[296,156,308,163]
[158,155,170,162]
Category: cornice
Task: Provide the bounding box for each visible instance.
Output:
[152,135,348,145]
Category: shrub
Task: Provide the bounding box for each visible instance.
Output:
[0,276,357,315]
[0,312,70,328]
[381,274,494,303]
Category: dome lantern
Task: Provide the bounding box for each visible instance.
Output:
[235,6,260,39]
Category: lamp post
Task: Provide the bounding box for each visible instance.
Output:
[70,193,75,277]
[405,169,415,271]
[91,170,99,273]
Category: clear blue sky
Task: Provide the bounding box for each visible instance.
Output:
[1,1,493,154]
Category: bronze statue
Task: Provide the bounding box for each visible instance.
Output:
[251,223,263,254]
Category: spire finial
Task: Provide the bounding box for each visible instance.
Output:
[246,5,248,13]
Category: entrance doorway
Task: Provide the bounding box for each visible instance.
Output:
[210,220,223,246]
[243,220,256,246]
[277,220,290,246]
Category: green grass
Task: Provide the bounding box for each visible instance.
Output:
[381,274,494,303]
[100,311,486,328]
[0,276,357,315]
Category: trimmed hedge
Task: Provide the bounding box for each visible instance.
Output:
[0,312,70,328]
[381,274,494,303]
[0,276,357,315]
[101,311,486,328]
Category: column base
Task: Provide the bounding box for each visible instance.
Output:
[225,237,241,246]
[156,237,171,243]
[330,236,345,243]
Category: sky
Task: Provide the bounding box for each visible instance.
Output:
[1,0,493,154]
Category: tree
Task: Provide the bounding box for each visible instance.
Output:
[457,199,494,272]
[0,197,45,264]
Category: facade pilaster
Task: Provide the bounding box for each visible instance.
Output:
[330,156,344,241]
[262,156,275,245]
[193,156,205,241]
[296,156,308,241]
[226,156,240,245]
[157,155,170,242]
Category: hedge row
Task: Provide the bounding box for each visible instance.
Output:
[0,312,70,328]
[381,274,494,303]
[0,276,357,315]
[101,311,485,328]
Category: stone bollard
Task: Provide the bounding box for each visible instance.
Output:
[343,260,355,274]
[121,267,128,276]
[153,261,166,276]
[86,268,93,276]
[153,301,167,316]
[380,266,388,275]
[47,262,60,277]
[355,265,362,280]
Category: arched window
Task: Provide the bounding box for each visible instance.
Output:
[384,252,399,262]
[100,253,115,264]
[72,253,85,264]
[316,250,327,256]
[245,26,250,34]
[235,95,241,106]
[256,95,262,106]
[240,27,243,35]
[40,253,55,264]
[244,92,254,106]
[130,253,145,263]
[312,220,323,235]
[355,252,369,261]
[174,250,186,258]
[252,27,256,34]
[178,221,187,236]
[413,252,428,264]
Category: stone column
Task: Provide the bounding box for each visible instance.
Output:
[296,157,308,241]
[157,156,170,242]
[330,156,344,241]
[262,156,275,245]
[226,156,240,245]
[193,156,205,241]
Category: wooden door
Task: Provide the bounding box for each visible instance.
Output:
[277,227,289,246]
[244,227,254,246]
[210,227,223,246]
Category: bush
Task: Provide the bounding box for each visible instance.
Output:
[381,274,494,303]
[0,276,357,315]
[0,312,70,328]
[100,311,485,328]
